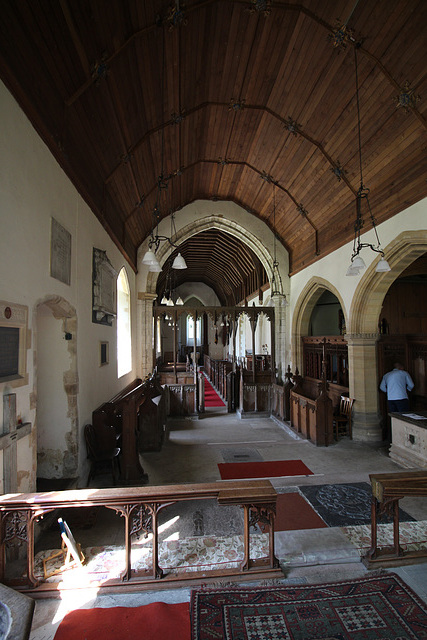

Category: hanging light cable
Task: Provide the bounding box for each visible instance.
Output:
[346,46,390,276]
[269,181,287,306]
[141,23,187,272]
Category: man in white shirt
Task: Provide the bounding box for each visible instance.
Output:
[380,363,414,412]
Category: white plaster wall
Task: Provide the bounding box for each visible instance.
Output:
[36,306,70,454]
[0,80,138,489]
[289,198,427,341]
[175,282,220,307]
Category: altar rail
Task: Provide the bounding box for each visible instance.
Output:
[0,480,279,594]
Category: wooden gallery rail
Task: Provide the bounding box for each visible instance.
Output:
[0,480,280,594]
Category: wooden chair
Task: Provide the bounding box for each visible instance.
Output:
[333,396,355,440]
[84,423,121,486]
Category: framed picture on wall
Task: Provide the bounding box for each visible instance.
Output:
[92,248,117,326]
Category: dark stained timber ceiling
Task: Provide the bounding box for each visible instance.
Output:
[157,229,268,305]
[0,0,426,280]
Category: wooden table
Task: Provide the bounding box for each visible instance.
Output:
[367,470,427,565]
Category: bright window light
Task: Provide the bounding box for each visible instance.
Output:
[117,267,131,377]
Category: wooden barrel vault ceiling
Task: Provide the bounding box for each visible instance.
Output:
[156,229,268,306]
[0,0,426,284]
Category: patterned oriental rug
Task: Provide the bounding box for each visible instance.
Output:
[190,573,427,640]
[204,376,225,407]
[299,483,414,527]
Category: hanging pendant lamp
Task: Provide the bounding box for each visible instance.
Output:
[346,46,390,276]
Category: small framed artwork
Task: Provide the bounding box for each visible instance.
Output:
[100,341,109,366]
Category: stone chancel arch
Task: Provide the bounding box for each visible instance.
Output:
[138,201,289,296]
[136,201,290,380]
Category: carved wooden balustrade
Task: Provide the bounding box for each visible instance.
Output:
[0,480,279,594]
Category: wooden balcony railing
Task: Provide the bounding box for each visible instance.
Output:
[0,480,280,594]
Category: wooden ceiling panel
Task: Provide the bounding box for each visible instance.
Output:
[155,229,268,306]
[0,0,425,280]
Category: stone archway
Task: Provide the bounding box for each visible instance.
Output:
[291,276,347,372]
[346,231,427,442]
[143,212,288,296]
[137,204,290,379]
[33,295,79,479]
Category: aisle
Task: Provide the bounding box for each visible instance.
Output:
[203,375,225,407]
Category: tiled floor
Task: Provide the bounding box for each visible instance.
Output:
[29,410,427,639]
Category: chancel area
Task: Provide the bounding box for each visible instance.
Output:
[0,0,426,636]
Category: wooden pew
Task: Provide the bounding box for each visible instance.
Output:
[92,375,166,485]
[367,470,427,565]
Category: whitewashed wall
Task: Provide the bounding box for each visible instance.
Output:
[0,81,137,491]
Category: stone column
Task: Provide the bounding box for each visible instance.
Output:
[346,332,382,442]
[137,292,157,379]
[271,295,287,382]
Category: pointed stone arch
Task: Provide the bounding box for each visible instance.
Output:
[349,230,427,334]
[291,277,347,371]
[142,211,287,296]
[137,204,290,380]
[346,231,427,442]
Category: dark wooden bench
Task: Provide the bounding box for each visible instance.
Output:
[92,375,166,485]
[367,470,427,564]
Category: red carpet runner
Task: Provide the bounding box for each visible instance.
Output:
[204,376,225,407]
[54,602,190,640]
[264,493,327,531]
[218,459,313,480]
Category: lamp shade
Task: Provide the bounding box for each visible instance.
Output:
[149,261,162,272]
[161,295,168,304]
[176,296,184,305]
[141,248,158,265]
[351,254,366,270]
[166,298,174,306]
[376,257,391,272]
[346,263,361,276]
[172,253,187,269]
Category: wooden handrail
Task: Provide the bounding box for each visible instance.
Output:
[0,480,279,593]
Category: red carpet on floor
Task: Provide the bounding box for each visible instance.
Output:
[53,602,190,640]
[270,492,327,531]
[204,376,225,407]
[218,459,313,480]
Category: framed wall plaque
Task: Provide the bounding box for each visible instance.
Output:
[50,217,71,285]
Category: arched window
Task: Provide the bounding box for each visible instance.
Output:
[117,267,131,377]
[187,315,201,346]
